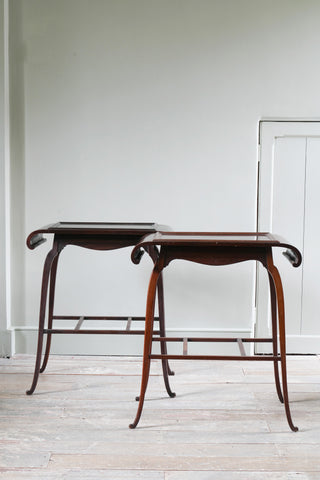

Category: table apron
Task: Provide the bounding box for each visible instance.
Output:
[162,245,269,267]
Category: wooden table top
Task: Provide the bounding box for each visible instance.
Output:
[131,232,302,267]
[26,222,169,249]
[133,231,289,246]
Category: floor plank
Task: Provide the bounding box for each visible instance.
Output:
[0,355,320,478]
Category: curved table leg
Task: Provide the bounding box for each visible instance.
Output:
[157,272,176,397]
[267,257,298,432]
[147,246,174,376]
[26,244,60,395]
[40,251,61,373]
[129,264,162,429]
[268,272,284,403]
[134,267,176,401]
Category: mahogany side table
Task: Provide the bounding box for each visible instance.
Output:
[129,232,302,432]
[26,222,174,395]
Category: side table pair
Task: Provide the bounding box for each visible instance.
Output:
[26,222,302,432]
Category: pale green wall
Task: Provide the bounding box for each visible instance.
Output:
[9,0,25,341]
[5,0,320,353]
[0,0,7,354]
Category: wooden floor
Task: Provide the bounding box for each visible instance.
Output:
[1,354,320,478]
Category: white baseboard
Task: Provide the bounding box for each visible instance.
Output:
[286,335,320,354]
[12,326,251,356]
[11,327,319,356]
[251,335,320,355]
[0,329,14,357]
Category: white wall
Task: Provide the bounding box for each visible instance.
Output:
[5,0,320,353]
[0,0,13,355]
[0,0,7,354]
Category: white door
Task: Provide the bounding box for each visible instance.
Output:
[256,121,320,353]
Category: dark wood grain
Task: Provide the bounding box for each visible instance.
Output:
[26,222,173,395]
[130,231,302,432]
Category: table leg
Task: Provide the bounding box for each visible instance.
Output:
[135,271,176,400]
[268,272,284,403]
[267,256,298,432]
[157,272,176,397]
[26,244,60,395]
[147,246,174,375]
[129,264,161,429]
[40,251,61,373]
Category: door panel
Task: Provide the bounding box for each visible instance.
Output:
[272,137,305,336]
[257,121,320,353]
[302,138,320,335]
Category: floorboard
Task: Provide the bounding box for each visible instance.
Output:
[0,355,319,478]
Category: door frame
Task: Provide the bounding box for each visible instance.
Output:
[256,120,320,353]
